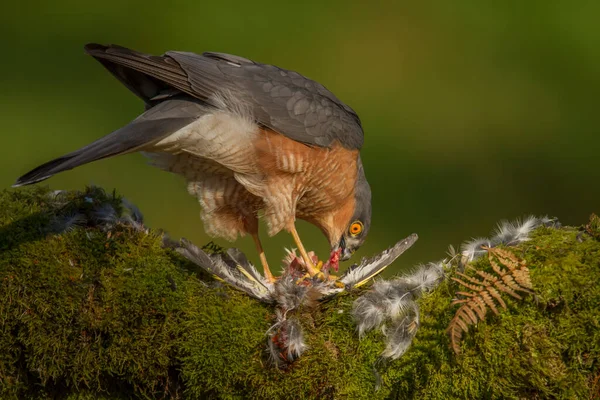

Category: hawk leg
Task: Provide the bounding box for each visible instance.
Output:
[288,223,324,279]
[251,232,276,283]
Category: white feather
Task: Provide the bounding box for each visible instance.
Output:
[463,215,560,263]
[381,303,420,359]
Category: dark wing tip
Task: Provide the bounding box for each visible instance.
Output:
[12,178,48,188]
[13,173,52,188]
[84,43,110,55]
[84,43,136,57]
[13,155,76,187]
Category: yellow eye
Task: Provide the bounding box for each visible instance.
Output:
[349,221,363,236]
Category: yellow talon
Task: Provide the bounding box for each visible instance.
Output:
[333,280,345,288]
[294,261,345,287]
[295,273,311,285]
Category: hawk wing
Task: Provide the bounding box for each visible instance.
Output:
[85,44,364,150]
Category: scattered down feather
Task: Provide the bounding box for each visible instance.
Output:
[381,302,420,359]
[354,216,561,362]
[46,187,149,234]
[461,215,560,263]
[352,261,445,359]
[266,311,308,367]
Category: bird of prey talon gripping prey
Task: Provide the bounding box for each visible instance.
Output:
[14,44,372,283]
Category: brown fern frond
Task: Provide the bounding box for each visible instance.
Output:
[486,286,507,310]
[480,290,499,315]
[455,291,477,298]
[488,247,524,271]
[461,303,480,323]
[470,297,488,319]
[451,277,483,292]
[455,271,486,286]
[447,247,533,354]
[474,270,496,284]
[454,313,470,331]
[451,298,469,305]
[447,306,470,354]
[501,275,525,295]
[494,279,522,299]
[512,268,533,290]
[489,257,507,276]
[448,322,465,354]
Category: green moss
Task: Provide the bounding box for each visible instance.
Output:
[0,187,189,398]
[1,187,599,399]
[389,226,600,399]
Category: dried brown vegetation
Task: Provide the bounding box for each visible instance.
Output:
[584,213,600,240]
[447,247,533,354]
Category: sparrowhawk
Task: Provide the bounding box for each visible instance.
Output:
[14,44,372,282]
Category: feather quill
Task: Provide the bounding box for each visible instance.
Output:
[340,233,418,288]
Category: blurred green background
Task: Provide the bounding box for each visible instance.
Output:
[2,1,598,276]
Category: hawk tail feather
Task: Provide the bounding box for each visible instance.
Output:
[13,98,205,187]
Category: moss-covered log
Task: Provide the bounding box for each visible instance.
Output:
[0,187,598,399]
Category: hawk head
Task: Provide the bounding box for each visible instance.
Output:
[333,159,372,261]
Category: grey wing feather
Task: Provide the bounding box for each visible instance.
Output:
[226,248,268,284]
[14,97,207,187]
[168,51,364,149]
[340,234,419,288]
[177,240,273,302]
[85,44,363,149]
[84,43,190,104]
[202,52,256,65]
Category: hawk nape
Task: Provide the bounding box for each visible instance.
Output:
[14,44,372,283]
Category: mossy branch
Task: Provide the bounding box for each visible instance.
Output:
[1,187,599,399]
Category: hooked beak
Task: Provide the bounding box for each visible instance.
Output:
[338,236,354,261]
